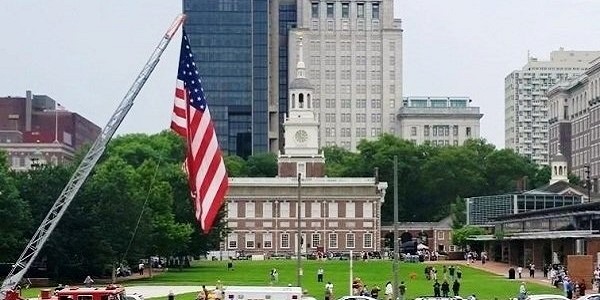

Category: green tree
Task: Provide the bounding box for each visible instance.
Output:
[0,151,31,262]
[224,155,248,177]
[450,196,466,229]
[246,153,278,177]
[452,225,486,248]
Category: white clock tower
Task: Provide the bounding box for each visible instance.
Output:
[279,33,325,178]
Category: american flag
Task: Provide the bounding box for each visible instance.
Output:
[171,31,229,233]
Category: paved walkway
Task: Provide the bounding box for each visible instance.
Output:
[126,286,207,298]
[425,260,599,294]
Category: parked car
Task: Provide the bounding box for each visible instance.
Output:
[414,297,464,300]
[125,293,145,300]
[514,295,569,300]
[336,296,378,300]
[577,294,600,300]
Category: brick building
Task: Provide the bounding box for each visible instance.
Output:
[224,39,388,255]
[0,90,101,170]
[381,217,457,253]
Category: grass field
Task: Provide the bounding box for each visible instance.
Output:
[130,260,560,300]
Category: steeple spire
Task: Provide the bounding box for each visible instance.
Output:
[296,34,305,79]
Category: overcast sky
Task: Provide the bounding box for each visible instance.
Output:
[2,1,600,148]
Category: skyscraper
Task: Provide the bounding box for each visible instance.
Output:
[183,0,269,158]
[505,48,600,165]
[289,0,402,151]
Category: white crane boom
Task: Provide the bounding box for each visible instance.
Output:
[0,14,186,300]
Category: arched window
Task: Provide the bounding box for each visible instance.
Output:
[291,93,296,109]
[554,166,558,176]
[307,94,311,108]
[299,93,304,108]
[559,166,563,176]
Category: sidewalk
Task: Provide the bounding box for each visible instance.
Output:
[426,260,595,294]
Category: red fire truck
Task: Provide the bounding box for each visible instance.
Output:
[5,285,128,300]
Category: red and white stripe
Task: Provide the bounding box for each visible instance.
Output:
[171,79,229,233]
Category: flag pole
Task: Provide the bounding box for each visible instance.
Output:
[349,250,353,295]
[54,107,58,143]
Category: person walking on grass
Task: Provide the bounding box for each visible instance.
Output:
[441,280,450,297]
[317,267,324,282]
[384,281,392,300]
[433,280,441,297]
[452,280,460,297]
[398,281,406,300]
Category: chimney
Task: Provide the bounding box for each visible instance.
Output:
[25,90,32,131]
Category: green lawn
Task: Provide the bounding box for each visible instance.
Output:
[130,260,560,300]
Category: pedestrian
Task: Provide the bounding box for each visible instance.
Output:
[543,264,549,278]
[441,280,450,297]
[370,286,380,299]
[452,280,460,297]
[398,281,406,300]
[433,280,441,297]
[317,267,324,282]
[138,262,145,276]
[384,281,392,300]
[529,263,535,278]
[518,282,527,300]
[83,276,94,288]
[324,282,334,300]
[457,267,463,280]
[227,260,234,271]
[517,266,523,279]
[449,265,455,280]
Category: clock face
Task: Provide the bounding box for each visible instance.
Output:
[294,130,309,143]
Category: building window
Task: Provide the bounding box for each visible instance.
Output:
[466,127,472,137]
[329,233,338,248]
[357,3,365,18]
[311,2,319,18]
[453,140,459,146]
[341,3,349,18]
[328,202,338,217]
[390,99,395,108]
[228,233,238,249]
[346,202,355,218]
[245,233,255,248]
[263,202,272,218]
[311,202,321,217]
[424,125,430,137]
[245,202,255,218]
[371,3,379,19]
[281,233,290,248]
[312,233,321,248]
[363,202,373,218]
[227,201,238,218]
[363,233,373,248]
[280,202,290,218]
[411,126,417,136]
[263,233,272,248]
[326,3,334,18]
[346,233,355,248]
[453,125,459,136]
[438,231,445,240]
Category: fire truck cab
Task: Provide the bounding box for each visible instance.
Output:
[45,285,127,300]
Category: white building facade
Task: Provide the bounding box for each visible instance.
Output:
[289,0,402,151]
[396,96,482,146]
[505,48,600,165]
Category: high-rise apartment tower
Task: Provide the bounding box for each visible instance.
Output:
[505,48,600,165]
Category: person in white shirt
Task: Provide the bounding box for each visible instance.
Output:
[384,281,393,300]
[317,267,324,282]
[325,282,334,300]
[517,266,523,279]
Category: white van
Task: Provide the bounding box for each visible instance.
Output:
[224,286,302,300]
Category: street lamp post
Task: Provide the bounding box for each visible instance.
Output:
[393,156,399,300]
[296,173,302,288]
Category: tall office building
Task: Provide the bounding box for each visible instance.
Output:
[505,48,600,165]
[183,1,270,158]
[289,0,402,151]
[397,96,483,146]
